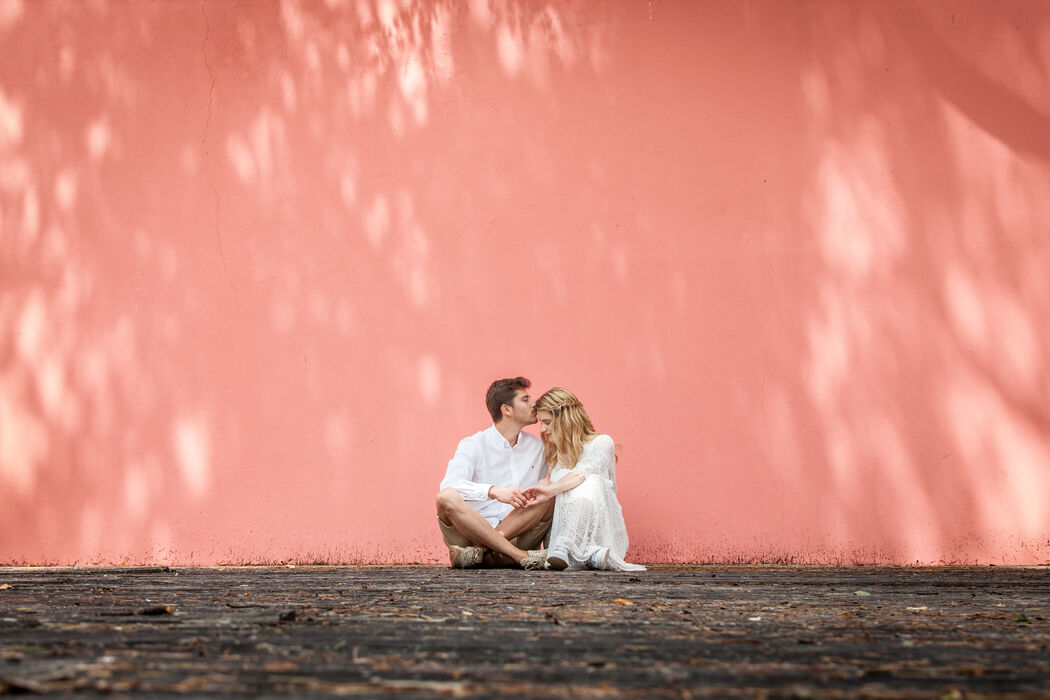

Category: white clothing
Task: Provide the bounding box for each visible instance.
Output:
[440,426,547,526]
[545,434,645,571]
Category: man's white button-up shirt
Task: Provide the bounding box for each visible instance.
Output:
[439,425,547,526]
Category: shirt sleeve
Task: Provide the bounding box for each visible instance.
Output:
[575,435,616,483]
[439,437,493,502]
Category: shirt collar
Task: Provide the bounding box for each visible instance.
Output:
[485,424,518,449]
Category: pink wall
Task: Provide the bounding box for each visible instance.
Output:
[2,1,1049,565]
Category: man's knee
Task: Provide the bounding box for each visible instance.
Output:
[436,487,463,518]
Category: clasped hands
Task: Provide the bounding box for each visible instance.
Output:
[490,479,554,509]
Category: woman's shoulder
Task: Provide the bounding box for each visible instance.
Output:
[586,434,615,449]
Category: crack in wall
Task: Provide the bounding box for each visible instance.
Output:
[200,0,241,312]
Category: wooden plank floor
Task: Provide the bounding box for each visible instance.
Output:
[1,566,1048,697]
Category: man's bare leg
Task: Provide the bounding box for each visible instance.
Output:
[495,497,554,541]
[436,488,528,564]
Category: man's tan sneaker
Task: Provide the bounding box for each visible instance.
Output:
[449,545,484,569]
[519,549,547,570]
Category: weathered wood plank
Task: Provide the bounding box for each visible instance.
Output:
[1,566,1048,697]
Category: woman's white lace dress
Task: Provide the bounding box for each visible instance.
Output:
[546,435,645,571]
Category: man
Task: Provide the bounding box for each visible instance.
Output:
[436,377,552,569]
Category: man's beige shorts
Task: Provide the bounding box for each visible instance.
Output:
[437,514,551,568]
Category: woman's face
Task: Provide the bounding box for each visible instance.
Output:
[536,410,555,442]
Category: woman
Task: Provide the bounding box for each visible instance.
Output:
[522,388,645,571]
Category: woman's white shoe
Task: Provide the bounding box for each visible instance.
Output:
[546,552,569,570]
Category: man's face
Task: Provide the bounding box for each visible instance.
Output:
[506,388,537,426]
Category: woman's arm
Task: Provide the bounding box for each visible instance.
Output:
[521,473,585,506]
[575,435,616,480]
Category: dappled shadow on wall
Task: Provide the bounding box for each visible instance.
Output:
[0,0,628,564]
[721,1,1050,564]
[597,1,1050,565]
[1,0,1048,565]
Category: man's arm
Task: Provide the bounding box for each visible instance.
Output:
[487,485,527,509]
[439,438,493,501]
[439,438,528,508]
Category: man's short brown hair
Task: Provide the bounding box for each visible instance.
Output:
[485,377,531,423]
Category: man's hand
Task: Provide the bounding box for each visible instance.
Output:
[521,482,555,507]
[489,485,528,509]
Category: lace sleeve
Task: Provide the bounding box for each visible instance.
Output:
[575,435,616,481]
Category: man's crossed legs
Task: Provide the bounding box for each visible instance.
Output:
[436,488,554,568]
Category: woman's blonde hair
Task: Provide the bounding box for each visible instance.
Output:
[534,387,597,471]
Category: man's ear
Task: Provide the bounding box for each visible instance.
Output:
[501,404,513,419]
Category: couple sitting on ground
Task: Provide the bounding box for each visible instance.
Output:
[436,377,644,572]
